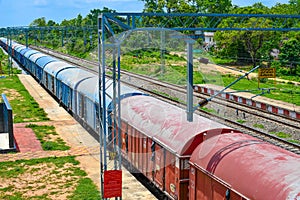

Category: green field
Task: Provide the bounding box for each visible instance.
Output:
[0,156,100,200]
[121,50,300,106]
[220,75,300,106]
[0,75,49,123]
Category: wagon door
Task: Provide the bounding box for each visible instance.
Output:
[154,144,166,191]
[120,121,128,156]
[50,75,55,93]
[137,132,144,172]
[195,169,212,200]
[85,98,94,128]
[165,152,178,199]
[77,93,84,118]
[141,137,148,174]
[45,73,49,89]
[147,139,155,181]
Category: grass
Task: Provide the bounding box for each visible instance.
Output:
[200,107,217,114]
[152,90,183,103]
[237,119,246,124]
[121,49,300,106]
[0,64,21,75]
[0,156,100,200]
[212,75,300,106]
[0,164,26,179]
[253,124,265,129]
[287,139,300,144]
[0,49,21,75]
[269,131,292,139]
[278,74,300,82]
[210,57,236,65]
[25,124,70,151]
[68,178,101,200]
[121,49,189,85]
[0,75,49,123]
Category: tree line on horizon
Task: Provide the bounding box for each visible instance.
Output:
[26,0,300,77]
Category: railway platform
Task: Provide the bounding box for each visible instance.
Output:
[194,84,300,119]
[0,74,156,200]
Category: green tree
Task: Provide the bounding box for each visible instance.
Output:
[214,4,277,67]
[30,17,47,27]
[141,0,232,13]
[47,20,57,26]
[279,38,300,74]
[85,7,115,26]
[271,2,294,14]
[76,14,83,26]
[141,0,163,12]
[193,0,232,13]
[289,0,300,14]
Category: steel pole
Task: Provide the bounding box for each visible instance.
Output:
[187,40,194,122]
[98,15,104,199]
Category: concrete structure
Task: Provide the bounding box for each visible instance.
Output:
[0,93,15,152]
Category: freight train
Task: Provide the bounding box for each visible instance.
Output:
[1,38,299,200]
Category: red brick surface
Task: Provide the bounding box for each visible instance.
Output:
[0,123,99,162]
[13,123,43,153]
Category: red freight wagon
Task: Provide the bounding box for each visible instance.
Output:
[117,95,239,200]
[189,133,300,200]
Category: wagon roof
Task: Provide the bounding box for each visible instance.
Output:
[36,56,58,68]
[189,133,300,200]
[77,77,144,108]
[76,76,98,101]
[56,68,95,88]
[28,53,47,62]
[22,48,36,56]
[11,43,21,49]
[14,45,27,52]
[121,95,234,156]
[44,61,76,77]
[12,44,24,50]
[0,38,6,42]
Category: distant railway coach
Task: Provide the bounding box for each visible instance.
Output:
[26,52,45,76]
[27,53,48,79]
[14,45,27,65]
[43,61,76,94]
[22,49,38,72]
[116,95,239,200]
[56,68,94,110]
[35,56,58,81]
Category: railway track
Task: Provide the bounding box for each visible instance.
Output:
[31,45,300,154]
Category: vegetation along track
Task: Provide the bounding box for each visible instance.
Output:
[31,45,300,154]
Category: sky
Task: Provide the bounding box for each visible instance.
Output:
[0,0,290,28]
